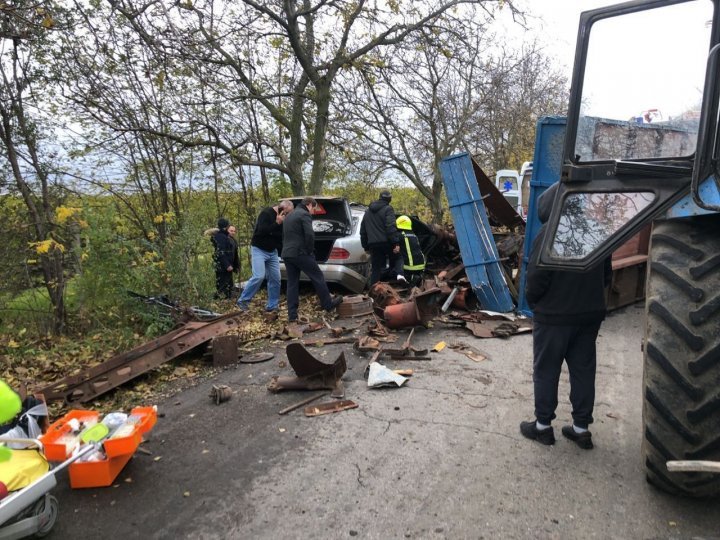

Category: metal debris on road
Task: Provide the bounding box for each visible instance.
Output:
[278,392,329,415]
[304,400,358,417]
[239,352,275,364]
[210,384,233,405]
[336,295,374,317]
[267,343,347,398]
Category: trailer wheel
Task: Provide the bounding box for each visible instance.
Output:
[643,216,720,497]
[33,494,58,538]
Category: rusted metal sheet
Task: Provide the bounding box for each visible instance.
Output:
[38,313,245,404]
[212,335,238,367]
[267,343,346,398]
[413,287,443,322]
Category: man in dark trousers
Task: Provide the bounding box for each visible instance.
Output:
[211,218,237,299]
[360,190,403,284]
[520,183,612,449]
[281,197,343,322]
[396,214,426,284]
[237,200,294,312]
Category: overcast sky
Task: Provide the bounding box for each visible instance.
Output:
[518,0,618,78]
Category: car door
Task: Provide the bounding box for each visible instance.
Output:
[537,0,719,271]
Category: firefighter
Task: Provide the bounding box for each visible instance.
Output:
[396,215,426,284]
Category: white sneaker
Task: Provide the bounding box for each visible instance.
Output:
[397,275,408,283]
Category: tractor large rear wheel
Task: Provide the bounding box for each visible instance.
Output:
[643,215,720,497]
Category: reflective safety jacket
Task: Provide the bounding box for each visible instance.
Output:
[400,231,426,271]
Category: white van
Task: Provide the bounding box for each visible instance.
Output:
[495,161,532,219]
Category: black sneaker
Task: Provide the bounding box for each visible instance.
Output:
[520,420,555,445]
[561,425,593,449]
[327,296,344,311]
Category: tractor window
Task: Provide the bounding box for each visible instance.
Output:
[574,0,712,163]
[551,192,654,259]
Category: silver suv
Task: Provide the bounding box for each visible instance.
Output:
[279,197,370,293]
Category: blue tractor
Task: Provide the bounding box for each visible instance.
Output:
[539,0,720,496]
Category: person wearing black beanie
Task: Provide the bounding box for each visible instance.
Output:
[211,218,236,299]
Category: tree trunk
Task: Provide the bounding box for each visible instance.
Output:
[430,170,445,224]
[288,74,309,195]
[308,77,331,195]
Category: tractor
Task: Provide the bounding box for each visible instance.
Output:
[537,0,720,496]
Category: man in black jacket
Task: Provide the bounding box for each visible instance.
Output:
[237,200,294,312]
[211,218,237,299]
[360,190,403,284]
[520,183,612,450]
[281,197,342,322]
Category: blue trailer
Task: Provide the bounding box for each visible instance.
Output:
[439,153,515,313]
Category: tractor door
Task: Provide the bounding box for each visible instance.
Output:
[538,0,718,271]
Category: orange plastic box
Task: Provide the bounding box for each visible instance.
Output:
[68,453,133,489]
[69,406,157,489]
[103,407,157,458]
[39,410,100,461]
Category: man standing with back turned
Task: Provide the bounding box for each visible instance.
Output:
[281,197,343,322]
[360,190,404,284]
[520,183,612,450]
[211,218,236,299]
[237,200,294,312]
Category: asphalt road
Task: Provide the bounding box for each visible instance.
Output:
[50,303,720,539]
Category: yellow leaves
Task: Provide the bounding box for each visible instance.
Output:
[153,212,175,224]
[30,239,65,255]
[7,340,20,349]
[387,0,400,14]
[56,206,80,224]
[56,206,85,226]
[41,15,54,29]
[268,36,284,49]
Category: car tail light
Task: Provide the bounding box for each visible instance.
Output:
[329,247,350,260]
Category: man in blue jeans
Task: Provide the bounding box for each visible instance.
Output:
[237,200,295,312]
[281,197,342,322]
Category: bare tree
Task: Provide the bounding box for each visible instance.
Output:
[336,30,566,222]
[464,40,568,172]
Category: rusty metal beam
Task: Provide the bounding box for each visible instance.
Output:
[38,313,245,404]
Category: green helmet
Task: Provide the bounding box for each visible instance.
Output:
[0,380,21,425]
[396,215,412,231]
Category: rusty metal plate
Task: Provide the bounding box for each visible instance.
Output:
[213,335,238,367]
[336,295,373,317]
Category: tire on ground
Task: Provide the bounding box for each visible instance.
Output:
[642,215,720,497]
